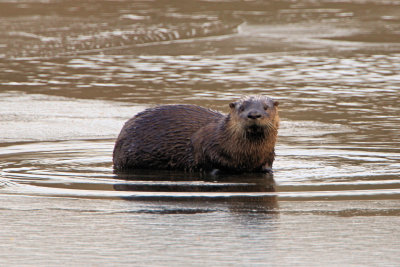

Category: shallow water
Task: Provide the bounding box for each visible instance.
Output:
[1,0,400,266]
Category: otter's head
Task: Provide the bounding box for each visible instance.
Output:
[228,95,279,139]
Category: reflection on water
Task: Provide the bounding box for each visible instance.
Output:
[1,138,399,201]
[1,0,400,265]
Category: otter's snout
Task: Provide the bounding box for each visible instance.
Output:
[247,110,262,120]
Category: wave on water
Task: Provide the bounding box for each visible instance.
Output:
[1,140,399,202]
[2,19,241,58]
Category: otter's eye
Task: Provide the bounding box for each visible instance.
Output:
[263,105,269,110]
[239,105,245,112]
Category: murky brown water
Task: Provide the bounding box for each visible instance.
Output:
[1,0,400,266]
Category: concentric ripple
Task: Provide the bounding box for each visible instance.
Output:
[1,139,399,202]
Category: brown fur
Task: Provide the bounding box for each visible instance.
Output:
[113,95,280,173]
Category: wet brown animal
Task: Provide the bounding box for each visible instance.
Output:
[113,95,280,173]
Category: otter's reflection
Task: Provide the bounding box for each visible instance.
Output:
[113,170,278,214]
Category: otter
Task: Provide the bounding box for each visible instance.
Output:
[113,95,279,173]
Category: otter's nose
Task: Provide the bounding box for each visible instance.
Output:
[247,111,262,120]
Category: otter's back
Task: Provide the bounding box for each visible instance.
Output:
[113,104,223,170]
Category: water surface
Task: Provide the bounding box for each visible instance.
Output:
[1,0,400,266]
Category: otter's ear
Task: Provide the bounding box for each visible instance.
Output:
[229,102,236,109]
[273,100,279,107]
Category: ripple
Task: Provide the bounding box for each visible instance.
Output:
[1,16,241,58]
[1,139,399,202]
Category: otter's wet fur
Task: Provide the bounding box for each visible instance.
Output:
[113,95,280,173]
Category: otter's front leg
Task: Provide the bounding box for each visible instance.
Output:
[261,165,273,174]
[210,169,221,176]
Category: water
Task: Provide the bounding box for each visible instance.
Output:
[1,0,400,266]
